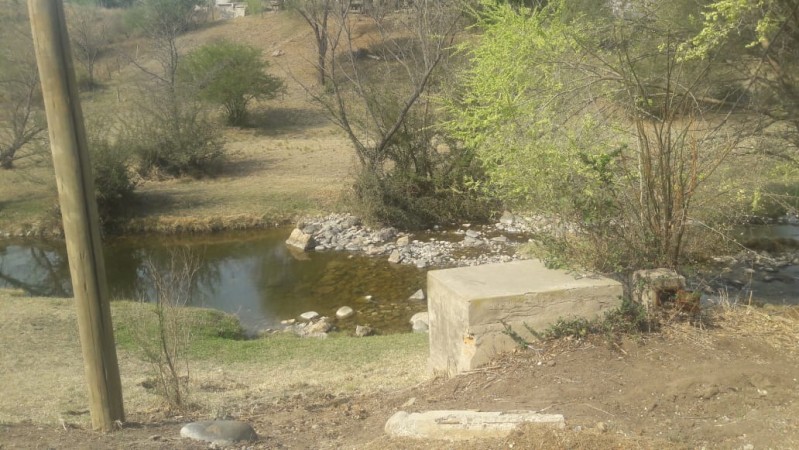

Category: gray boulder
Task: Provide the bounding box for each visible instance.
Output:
[180,420,257,446]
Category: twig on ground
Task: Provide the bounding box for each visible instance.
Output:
[582,403,615,417]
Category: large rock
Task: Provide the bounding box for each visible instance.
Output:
[385,410,564,441]
[336,306,355,319]
[286,228,315,251]
[180,420,257,446]
[428,260,622,376]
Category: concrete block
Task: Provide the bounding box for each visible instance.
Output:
[632,268,686,310]
[428,260,622,376]
[385,410,565,441]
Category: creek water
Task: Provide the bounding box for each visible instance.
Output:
[0,228,427,333]
[2,225,797,333]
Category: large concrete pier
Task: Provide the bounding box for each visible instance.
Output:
[427,260,622,376]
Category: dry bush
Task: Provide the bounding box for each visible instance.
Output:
[131,248,201,410]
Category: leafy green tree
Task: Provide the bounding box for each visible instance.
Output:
[445,0,749,269]
[181,40,284,126]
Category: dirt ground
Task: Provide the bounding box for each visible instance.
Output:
[2,304,798,449]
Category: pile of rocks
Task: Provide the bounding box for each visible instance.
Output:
[286,213,538,269]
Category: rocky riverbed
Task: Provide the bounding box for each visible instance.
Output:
[280,213,799,338]
[285,212,542,269]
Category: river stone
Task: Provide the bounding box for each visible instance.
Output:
[286,228,315,251]
[336,306,355,319]
[388,249,403,264]
[306,317,332,334]
[396,235,410,247]
[355,325,374,337]
[299,311,320,321]
[410,312,429,333]
[499,211,515,225]
[408,289,425,301]
[180,420,257,446]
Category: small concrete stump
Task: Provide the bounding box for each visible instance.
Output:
[428,260,622,376]
[385,410,565,441]
[632,268,686,311]
[180,420,257,446]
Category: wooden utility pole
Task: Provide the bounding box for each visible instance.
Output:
[27,0,125,432]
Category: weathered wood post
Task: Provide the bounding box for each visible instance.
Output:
[27,0,125,432]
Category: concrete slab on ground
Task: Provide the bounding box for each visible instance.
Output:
[428,260,622,376]
[385,410,565,441]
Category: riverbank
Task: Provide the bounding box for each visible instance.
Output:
[0,290,429,428]
[2,290,798,448]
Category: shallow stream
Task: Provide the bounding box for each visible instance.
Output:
[0,228,427,333]
[1,224,797,334]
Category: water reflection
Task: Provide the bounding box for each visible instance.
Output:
[0,243,71,297]
[0,229,427,333]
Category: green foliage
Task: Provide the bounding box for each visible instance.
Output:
[503,298,652,346]
[181,40,284,126]
[445,0,745,270]
[122,95,226,178]
[88,130,137,226]
[351,148,494,230]
[246,0,264,15]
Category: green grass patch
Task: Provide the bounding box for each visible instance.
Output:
[111,300,427,367]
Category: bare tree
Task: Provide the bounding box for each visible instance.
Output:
[314,1,463,172]
[295,1,478,227]
[0,31,45,170]
[66,4,110,90]
[287,0,340,85]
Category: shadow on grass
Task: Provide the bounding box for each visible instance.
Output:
[131,190,200,216]
[245,106,332,136]
[220,155,277,177]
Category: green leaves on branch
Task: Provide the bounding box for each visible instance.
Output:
[445,0,744,270]
[181,40,284,126]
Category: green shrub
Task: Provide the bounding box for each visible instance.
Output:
[88,130,137,226]
[181,40,284,126]
[501,298,653,349]
[123,98,226,178]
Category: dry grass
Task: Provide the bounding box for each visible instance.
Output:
[0,290,429,427]
[0,12,359,236]
[657,301,799,358]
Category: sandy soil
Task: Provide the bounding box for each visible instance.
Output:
[2,300,798,449]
